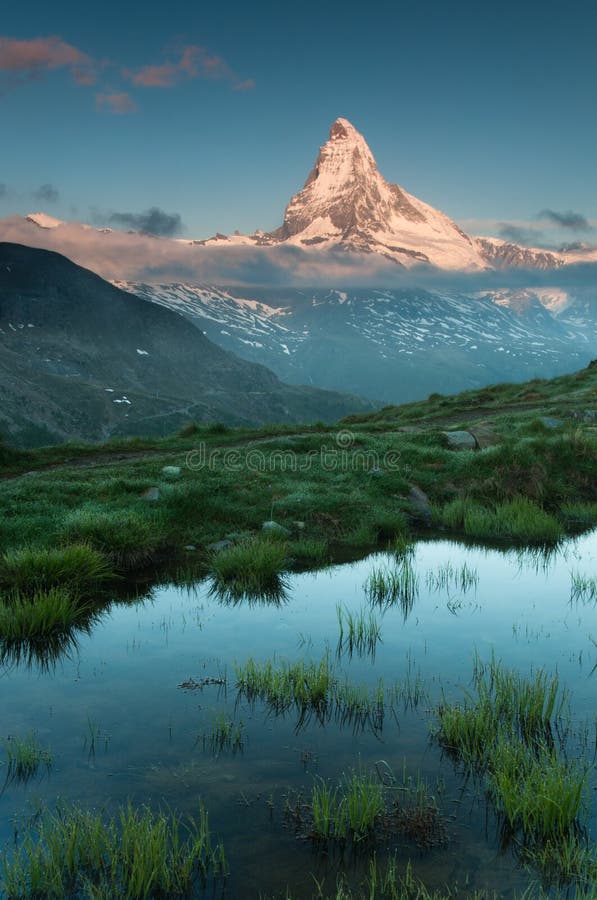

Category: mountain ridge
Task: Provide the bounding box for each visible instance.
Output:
[0,243,372,446]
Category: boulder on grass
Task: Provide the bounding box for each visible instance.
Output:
[442,430,478,450]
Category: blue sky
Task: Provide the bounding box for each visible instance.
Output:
[1,0,596,245]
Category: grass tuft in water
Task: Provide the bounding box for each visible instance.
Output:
[0,801,227,898]
[209,537,288,600]
[570,571,597,604]
[235,655,386,734]
[336,604,382,659]
[308,771,385,843]
[425,561,479,594]
[0,588,93,644]
[3,733,52,784]
[365,557,419,618]
[0,545,113,594]
[433,654,590,883]
[201,712,244,755]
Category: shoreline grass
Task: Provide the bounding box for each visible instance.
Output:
[0,545,113,594]
[208,537,288,600]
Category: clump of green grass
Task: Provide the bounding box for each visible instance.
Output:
[433,654,588,875]
[0,801,227,898]
[310,771,385,843]
[200,712,244,755]
[336,604,382,659]
[365,558,419,618]
[3,733,52,784]
[488,738,587,839]
[235,655,335,721]
[288,765,446,853]
[570,571,597,604]
[559,502,597,530]
[0,545,113,593]
[289,539,328,565]
[209,537,288,600]
[60,506,160,569]
[438,496,563,543]
[0,588,92,644]
[425,561,479,593]
[235,655,386,734]
[520,832,597,889]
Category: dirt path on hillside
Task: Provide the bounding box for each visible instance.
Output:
[0,399,582,484]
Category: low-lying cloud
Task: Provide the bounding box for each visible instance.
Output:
[498,223,543,246]
[107,207,183,237]
[538,209,592,231]
[1,214,597,297]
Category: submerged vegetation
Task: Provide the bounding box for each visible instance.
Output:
[286,764,446,852]
[3,733,52,785]
[433,655,593,885]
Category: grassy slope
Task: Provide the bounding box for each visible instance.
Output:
[0,363,595,569]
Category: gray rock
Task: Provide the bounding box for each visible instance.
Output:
[406,485,433,525]
[469,425,500,449]
[184,544,197,552]
[539,417,564,429]
[262,520,291,537]
[442,430,478,450]
[207,539,233,553]
[162,465,182,478]
[141,487,160,501]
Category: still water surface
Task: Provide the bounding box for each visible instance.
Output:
[1,533,595,897]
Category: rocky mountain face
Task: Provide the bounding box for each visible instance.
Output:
[122,282,596,404]
[5,119,578,276]
[0,244,371,446]
[197,118,567,273]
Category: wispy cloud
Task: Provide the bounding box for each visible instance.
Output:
[123,45,254,91]
[0,34,253,109]
[0,35,95,86]
[95,91,138,114]
[107,207,183,236]
[497,223,544,246]
[538,209,592,231]
[33,183,59,204]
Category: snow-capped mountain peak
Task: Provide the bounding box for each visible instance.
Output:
[25,212,64,229]
[261,117,487,270]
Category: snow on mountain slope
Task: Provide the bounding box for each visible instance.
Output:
[26,212,64,229]
[3,119,593,280]
[200,119,489,270]
[122,282,595,403]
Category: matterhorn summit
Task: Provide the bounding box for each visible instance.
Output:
[261,117,483,269]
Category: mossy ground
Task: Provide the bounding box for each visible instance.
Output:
[0,364,595,580]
